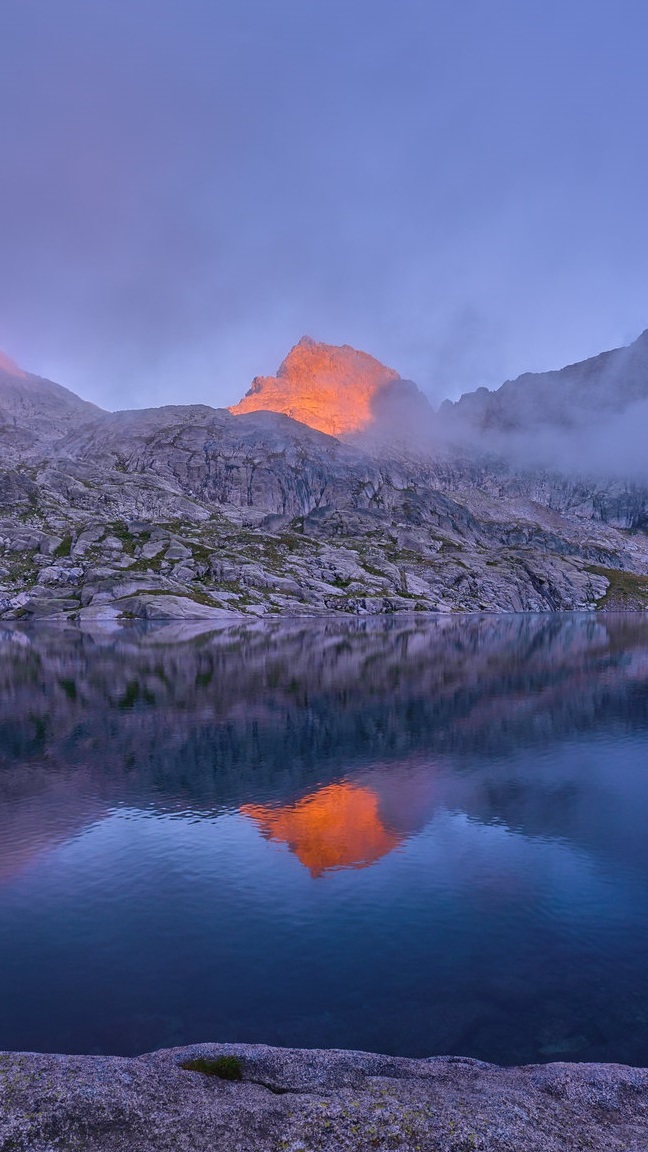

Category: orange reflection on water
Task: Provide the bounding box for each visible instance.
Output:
[241,782,400,877]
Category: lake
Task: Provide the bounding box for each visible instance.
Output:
[1,614,648,1065]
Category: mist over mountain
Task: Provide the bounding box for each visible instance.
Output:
[0,328,648,621]
[228,329,648,479]
[441,328,648,479]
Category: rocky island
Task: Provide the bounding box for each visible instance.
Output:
[1,332,648,621]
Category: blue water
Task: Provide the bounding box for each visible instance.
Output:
[1,614,648,1064]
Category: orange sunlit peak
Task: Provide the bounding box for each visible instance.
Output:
[0,350,27,378]
[241,781,401,877]
[228,336,401,437]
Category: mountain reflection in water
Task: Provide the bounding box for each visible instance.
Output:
[1,614,648,1064]
[242,782,402,876]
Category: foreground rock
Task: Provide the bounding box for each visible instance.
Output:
[1,1043,647,1151]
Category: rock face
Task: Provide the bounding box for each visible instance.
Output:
[0,335,647,619]
[1,1042,648,1151]
[229,335,407,436]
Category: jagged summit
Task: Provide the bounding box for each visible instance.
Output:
[229,336,404,436]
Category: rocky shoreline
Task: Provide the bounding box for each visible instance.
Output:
[1,1042,647,1151]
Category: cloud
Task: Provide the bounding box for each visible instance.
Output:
[1,0,648,411]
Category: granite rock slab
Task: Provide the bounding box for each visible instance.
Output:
[1,1042,647,1151]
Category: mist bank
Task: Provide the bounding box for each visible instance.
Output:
[435,326,648,481]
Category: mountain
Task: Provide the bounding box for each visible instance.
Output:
[228,331,648,477]
[0,354,103,459]
[228,334,427,437]
[0,335,647,621]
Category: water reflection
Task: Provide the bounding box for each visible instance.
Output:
[242,782,402,876]
[0,615,647,1062]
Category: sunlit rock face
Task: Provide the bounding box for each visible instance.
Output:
[241,781,401,876]
[0,351,26,378]
[229,336,401,436]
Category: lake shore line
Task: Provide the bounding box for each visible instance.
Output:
[1,1041,646,1151]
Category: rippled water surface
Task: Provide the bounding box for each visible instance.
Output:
[1,614,648,1064]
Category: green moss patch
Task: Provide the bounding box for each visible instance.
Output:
[586,565,648,610]
[52,534,73,558]
[180,1055,243,1080]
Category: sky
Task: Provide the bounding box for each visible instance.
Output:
[1,0,647,412]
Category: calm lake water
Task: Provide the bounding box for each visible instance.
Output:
[1,614,648,1065]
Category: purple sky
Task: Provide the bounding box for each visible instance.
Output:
[1,0,647,411]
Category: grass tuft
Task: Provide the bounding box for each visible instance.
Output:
[53,535,72,558]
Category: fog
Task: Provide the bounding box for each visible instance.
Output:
[438,327,648,480]
[1,0,648,411]
[358,325,648,483]
[461,400,648,482]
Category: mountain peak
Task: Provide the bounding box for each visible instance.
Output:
[0,350,27,379]
[229,337,401,436]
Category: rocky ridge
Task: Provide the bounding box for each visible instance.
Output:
[1,336,648,620]
[446,327,648,433]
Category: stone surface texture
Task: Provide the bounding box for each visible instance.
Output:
[1,1042,648,1151]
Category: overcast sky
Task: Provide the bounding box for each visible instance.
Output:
[1,0,647,411]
